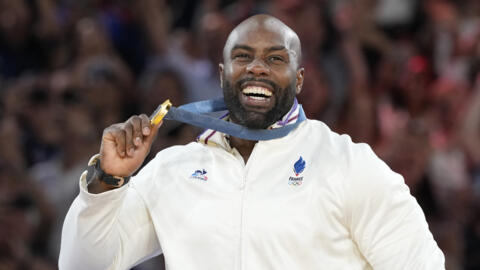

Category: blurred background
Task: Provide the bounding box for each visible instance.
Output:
[0,0,479,269]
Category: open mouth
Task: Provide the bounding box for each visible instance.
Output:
[242,86,273,100]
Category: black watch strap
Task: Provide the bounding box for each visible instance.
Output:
[86,154,131,187]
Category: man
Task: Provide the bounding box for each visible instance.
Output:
[59,14,445,269]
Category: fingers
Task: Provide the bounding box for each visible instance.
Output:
[144,118,161,146]
[113,128,127,157]
[124,121,134,156]
[103,124,127,158]
[132,114,155,146]
[124,115,147,157]
[139,114,151,136]
[129,116,143,147]
[103,114,161,159]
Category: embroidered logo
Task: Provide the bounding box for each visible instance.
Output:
[190,169,208,181]
[289,156,305,186]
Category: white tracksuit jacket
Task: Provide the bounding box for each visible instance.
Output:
[59,119,445,270]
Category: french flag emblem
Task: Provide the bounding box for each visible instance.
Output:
[293,156,306,176]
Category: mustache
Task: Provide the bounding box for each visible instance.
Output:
[235,77,278,91]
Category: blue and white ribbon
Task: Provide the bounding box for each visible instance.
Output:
[164,98,306,141]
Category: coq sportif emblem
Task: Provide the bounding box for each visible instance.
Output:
[190,169,208,181]
[288,156,305,186]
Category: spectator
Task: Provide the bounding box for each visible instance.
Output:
[1,0,480,268]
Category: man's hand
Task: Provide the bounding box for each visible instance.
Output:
[100,114,161,177]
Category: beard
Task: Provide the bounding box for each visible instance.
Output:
[222,75,297,129]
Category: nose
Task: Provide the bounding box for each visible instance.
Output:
[246,59,269,76]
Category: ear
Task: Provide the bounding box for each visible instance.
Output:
[219,63,224,88]
[295,68,304,95]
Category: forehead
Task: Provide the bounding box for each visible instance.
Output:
[225,20,295,53]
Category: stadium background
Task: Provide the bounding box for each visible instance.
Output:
[0,0,479,269]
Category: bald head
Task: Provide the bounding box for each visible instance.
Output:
[223,14,302,68]
[218,14,305,129]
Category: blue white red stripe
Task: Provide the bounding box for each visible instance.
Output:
[272,98,299,128]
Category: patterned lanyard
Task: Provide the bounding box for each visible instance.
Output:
[164,98,306,141]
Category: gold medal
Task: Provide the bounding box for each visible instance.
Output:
[150,99,172,125]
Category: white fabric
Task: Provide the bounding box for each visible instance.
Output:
[59,120,445,270]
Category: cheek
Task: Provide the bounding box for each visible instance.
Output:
[228,64,245,80]
[275,70,297,89]
[222,60,237,74]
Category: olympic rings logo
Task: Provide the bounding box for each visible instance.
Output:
[288,180,303,186]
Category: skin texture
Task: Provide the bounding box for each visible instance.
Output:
[89,14,304,193]
[88,115,160,193]
[220,14,304,162]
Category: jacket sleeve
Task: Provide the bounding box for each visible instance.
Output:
[344,143,445,269]
[58,162,162,270]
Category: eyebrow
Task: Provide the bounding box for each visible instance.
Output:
[266,45,286,53]
[231,45,287,53]
[231,45,254,52]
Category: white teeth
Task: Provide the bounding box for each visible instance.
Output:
[242,86,272,97]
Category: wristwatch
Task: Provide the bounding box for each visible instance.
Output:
[85,154,131,187]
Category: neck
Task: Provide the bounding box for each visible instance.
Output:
[229,136,257,163]
[226,100,299,162]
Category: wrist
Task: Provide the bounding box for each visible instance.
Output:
[86,177,119,193]
[86,154,131,189]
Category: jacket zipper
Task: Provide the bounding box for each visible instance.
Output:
[239,173,247,270]
[225,147,247,270]
[237,142,261,270]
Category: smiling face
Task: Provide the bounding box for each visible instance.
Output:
[220,15,304,129]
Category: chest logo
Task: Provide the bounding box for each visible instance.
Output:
[289,156,305,186]
[288,156,306,186]
[190,169,208,181]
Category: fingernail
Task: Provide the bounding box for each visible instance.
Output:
[121,151,126,157]
[143,127,150,135]
[128,148,134,156]
[135,137,141,146]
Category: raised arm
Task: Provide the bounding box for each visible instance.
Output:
[59,115,162,269]
[88,114,160,193]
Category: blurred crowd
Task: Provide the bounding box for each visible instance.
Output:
[0,0,479,269]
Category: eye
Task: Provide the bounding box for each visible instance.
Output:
[268,55,285,63]
[233,53,251,60]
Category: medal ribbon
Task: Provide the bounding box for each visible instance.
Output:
[163,98,306,141]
